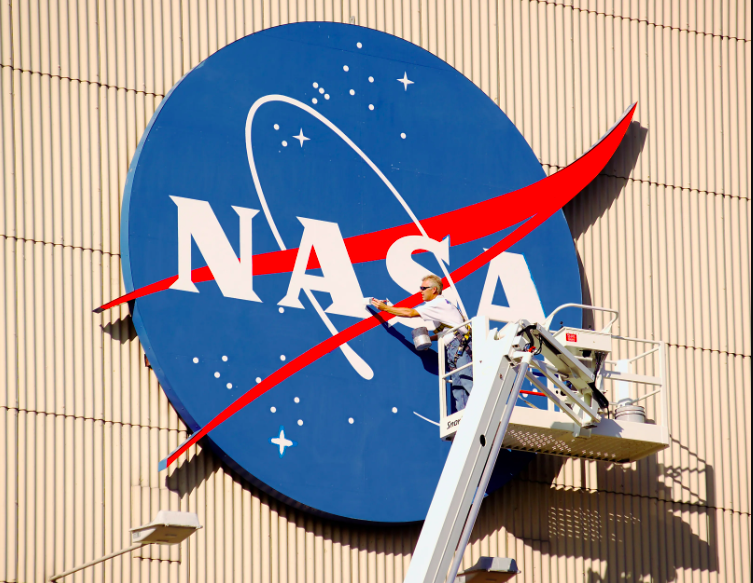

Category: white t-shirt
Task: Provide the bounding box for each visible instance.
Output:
[415,296,468,337]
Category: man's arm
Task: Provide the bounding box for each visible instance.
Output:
[371,298,420,318]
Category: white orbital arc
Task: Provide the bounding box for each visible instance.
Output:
[244,95,468,354]
[246,97,376,379]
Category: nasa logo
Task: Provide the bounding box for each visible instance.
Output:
[112,23,632,523]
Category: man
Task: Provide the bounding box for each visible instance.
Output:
[371,275,473,412]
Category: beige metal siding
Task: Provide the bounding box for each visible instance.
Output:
[0,1,750,582]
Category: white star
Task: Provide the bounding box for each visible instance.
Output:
[293,129,310,147]
[397,72,414,91]
[270,427,296,457]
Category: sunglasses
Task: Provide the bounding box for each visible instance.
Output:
[420,286,432,291]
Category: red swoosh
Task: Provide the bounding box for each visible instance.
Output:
[158,103,636,470]
[95,186,535,312]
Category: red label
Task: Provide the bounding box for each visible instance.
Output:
[566,333,578,342]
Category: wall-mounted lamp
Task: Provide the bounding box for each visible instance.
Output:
[50,511,201,581]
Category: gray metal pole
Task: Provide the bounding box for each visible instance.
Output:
[49,543,146,581]
[445,355,531,583]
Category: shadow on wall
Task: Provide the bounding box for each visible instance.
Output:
[563,121,648,330]
[101,314,139,343]
[164,440,422,564]
[164,445,215,500]
[473,120,721,583]
[162,431,720,583]
[472,445,719,583]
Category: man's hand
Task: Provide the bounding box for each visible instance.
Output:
[371,298,389,310]
[370,298,421,318]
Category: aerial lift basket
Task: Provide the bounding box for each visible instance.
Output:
[438,304,669,464]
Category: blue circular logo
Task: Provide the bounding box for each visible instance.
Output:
[122,23,581,522]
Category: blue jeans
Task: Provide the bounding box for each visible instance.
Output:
[446,336,473,413]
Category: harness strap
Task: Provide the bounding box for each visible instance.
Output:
[434,299,473,369]
[450,332,472,368]
[435,322,453,334]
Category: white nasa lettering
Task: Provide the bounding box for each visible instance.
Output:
[169,196,261,302]
[477,251,545,323]
[279,218,368,318]
[167,199,544,325]
[385,235,461,328]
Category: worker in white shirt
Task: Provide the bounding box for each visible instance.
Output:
[371,274,473,412]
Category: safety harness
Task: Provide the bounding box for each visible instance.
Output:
[434,302,473,368]
[450,327,472,368]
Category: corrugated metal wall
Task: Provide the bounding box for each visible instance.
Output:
[1,1,749,581]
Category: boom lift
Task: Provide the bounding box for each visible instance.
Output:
[405,305,669,583]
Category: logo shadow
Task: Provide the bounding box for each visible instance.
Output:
[471,440,720,583]
[101,314,138,344]
[563,121,648,331]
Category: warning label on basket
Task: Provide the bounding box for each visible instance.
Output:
[566,333,578,342]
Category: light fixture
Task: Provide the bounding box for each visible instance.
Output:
[130,510,202,545]
[456,557,520,582]
[49,511,201,581]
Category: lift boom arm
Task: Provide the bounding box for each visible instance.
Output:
[405,317,604,583]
